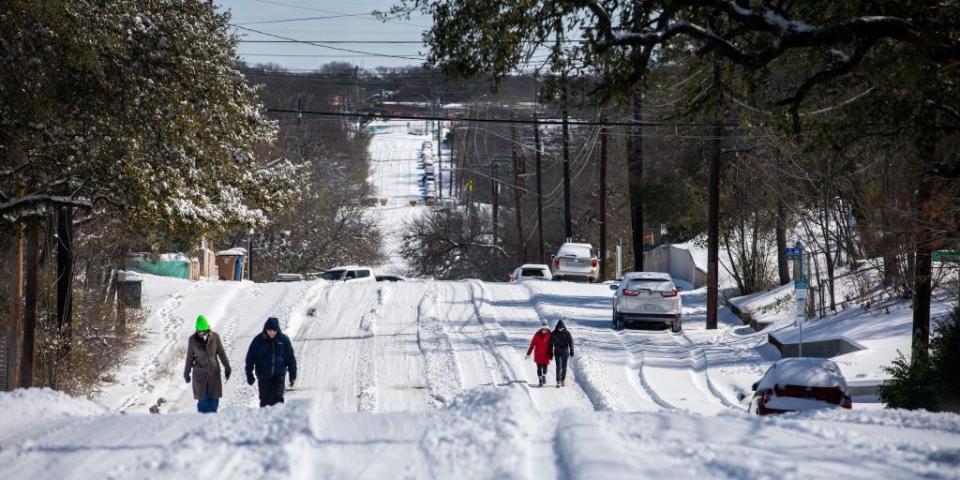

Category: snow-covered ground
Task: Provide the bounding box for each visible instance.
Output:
[3,124,959,479]
[366,120,435,275]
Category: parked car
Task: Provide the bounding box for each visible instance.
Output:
[747,357,853,415]
[610,271,682,332]
[509,264,553,283]
[551,242,599,282]
[320,266,375,282]
[273,273,304,282]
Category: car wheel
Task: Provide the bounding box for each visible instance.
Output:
[612,309,618,329]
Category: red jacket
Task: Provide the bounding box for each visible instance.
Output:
[527,329,553,365]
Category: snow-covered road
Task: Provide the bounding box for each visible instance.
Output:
[3,121,959,479]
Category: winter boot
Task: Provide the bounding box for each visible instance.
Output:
[538,375,544,387]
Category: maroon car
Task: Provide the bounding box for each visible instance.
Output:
[749,357,853,415]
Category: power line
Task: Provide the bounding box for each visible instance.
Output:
[235,14,361,25]
[250,0,428,28]
[239,40,425,44]
[265,107,733,128]
[231,24,426,61]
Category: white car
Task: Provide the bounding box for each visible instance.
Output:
[610,271,682,332]
[747,358,852,415]
[320,266,375,282]
[509,264,553,283]
[551,242,599,282]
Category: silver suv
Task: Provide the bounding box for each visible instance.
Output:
[551,242,599,282]
[610,272,682,332]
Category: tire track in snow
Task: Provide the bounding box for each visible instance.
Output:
[416,284,463,406]
[471,281,595,412]
[523,282,661,413]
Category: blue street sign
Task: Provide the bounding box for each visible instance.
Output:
[795,279,808,289]
[785,247,802,258]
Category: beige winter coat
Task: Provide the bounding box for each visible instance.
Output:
[184,331,231,400]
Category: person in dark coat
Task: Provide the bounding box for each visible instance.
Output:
[526,319,554,387]
[550,320,575,387]
[184,315,231,413]
[245,317,297,407]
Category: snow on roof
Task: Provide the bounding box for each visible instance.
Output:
[759,358,848,391]
[557,243,593,257]
[519,264,550,269]
[216,247,246,256]
[623,271,671,280]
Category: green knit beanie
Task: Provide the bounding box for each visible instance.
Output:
[195,315,210,331]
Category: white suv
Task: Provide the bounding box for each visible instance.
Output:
[509,264,553,283]
[610,272,682,332]
[319,266,375,283]
[551,242,599,282]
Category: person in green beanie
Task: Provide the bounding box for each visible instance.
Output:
[184,314,231,413]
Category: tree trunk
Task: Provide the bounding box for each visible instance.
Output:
[116,240,128,333]
[21,223,40,388]
[911,141,936,355]
[56,207,74,331]
[775,185,790,285]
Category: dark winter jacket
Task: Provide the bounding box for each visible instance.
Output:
[526,328,553,365]
[245,317,298,381]
[551,320,574,357]
[184,331,231,400]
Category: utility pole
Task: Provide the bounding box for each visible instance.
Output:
[534,112,545,263]
[706,55,723,330]
[491,163,500,244]
[562,81,572,241]
[511,117,525,263]
[599,117,608,282]
[533,78,545,263]
[7,222,25,390]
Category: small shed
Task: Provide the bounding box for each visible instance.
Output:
[216,247,247,281]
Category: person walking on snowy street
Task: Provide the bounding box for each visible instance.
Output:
[526,319,554,387]
[245,317,298,407]
[184,315,231,413]
[550,320,575,387]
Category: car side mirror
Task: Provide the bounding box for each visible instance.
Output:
[751,382,758,392]
[609,284,618,291]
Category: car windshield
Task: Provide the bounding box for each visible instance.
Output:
[521,268,546,277]
[321,270,346,280]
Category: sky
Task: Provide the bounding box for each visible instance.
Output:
[216,0,433,71]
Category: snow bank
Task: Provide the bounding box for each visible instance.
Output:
[0,388,107,444]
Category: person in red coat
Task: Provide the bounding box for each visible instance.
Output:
[526,319,554,387]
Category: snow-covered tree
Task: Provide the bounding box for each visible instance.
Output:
[0,0,303,235]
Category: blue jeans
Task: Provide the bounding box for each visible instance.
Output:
[197,397,219,413]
